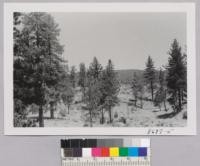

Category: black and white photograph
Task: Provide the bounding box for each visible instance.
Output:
[4,3,196,135]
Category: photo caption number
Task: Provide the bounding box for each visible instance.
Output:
[147,129,174,135]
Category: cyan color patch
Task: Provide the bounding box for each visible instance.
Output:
[128,147,138,156]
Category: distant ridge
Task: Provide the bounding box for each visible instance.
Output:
[115,69,144,84]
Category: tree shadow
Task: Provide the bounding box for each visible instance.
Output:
[157,111,179,119]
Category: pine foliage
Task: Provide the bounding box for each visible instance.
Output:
[166,39,187,112]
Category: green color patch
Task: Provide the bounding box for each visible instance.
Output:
[119,147,128,156]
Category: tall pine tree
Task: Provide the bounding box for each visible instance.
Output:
[14,12,65,127]
[13,12,34,127]
[144,56,156,101]
[61,74,74,115]
[131,72,144,108]
[154,69,167,111]
[87,57,102,80]
[78,63,87,101]
[70,66,76,88]
[166,39,186,112]
[101,60,120,123]
[84,57,103,126]
[84,75,102,127]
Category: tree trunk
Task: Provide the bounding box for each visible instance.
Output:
[50,102,54,119]
[140,98,143,109]
[89,109,93,127]
[67,105,70,114]
[39,105,44,127]
[178,89,182,112]
[163,100,167,112]
[134,96,137,107]
[100,109,104,124]
[181,89,185,103]
[163,90,167,111]
[151,81,154,101]
[109,106,112,123]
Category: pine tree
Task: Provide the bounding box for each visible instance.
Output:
[182,51,187,104]
[87,57,102,80]
[144,56,156,101]
[70,66,76,88]
[43,14,65,119]
[78,63,87,98]
[154,69,167,111]
[14,12,65,127]
[84,57,103,126]
[101,60,120,123]
[166,39,186,112]
[13,12,37,127]
[61,75,74,114]
[84,76,102,127]
[131,72,144,109]
[14,12,25,126]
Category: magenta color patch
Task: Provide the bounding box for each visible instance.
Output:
[92,148,101,157]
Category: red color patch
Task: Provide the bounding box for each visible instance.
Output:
[101,147,109,157]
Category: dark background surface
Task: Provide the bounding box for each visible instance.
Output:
[0,0,199,166]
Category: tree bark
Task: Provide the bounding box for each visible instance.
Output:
[100,109,104,124]
[109,106,112,123]
[163,90,167,111]
[163,100,167,112]
[181,89,185,103]
[50,102,55,119]
[89,109,93,127]
[140,98,143,109]
[150,81,154,101]
[178,89,182,112]
[159,105,161,111]
[39,105,44,127]
[67,105,70,114]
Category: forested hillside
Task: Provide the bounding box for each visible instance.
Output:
[13,12,187,128]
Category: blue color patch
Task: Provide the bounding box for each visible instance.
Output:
[128,147,138,156]
[138,147,147,157]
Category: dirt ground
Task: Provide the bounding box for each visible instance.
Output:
[29,84,187,127]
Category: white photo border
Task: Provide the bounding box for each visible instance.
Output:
[4,3,196,135]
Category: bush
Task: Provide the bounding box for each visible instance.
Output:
[114,112,118,119]
[83,123,89,127]
[119,117,126,124]
[59,107,67,117]
[14,112,37,127]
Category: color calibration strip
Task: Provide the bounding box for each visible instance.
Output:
[61,138,150,166]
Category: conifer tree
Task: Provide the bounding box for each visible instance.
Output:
[84,57,103,126]
[131,72,144,109]
[84,76,101,127]
[70,66,76,88]
[61,74,74,114]
[154,69,167,111]
[13,12,32,126]
[14,12,65,127]
[166,39,186,112]
[101,60,120,123]
[144,56,156,101]
[87,57,102,80]
[78,63,87,98]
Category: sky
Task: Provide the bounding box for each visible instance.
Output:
[51,12,186,70]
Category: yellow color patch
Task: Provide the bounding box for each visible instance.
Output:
[109,147,119,157]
